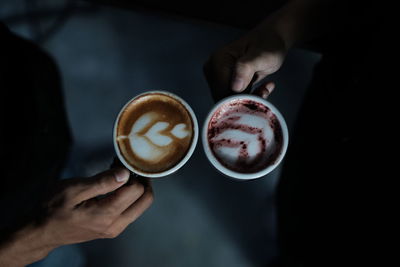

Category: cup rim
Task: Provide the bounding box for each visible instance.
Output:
[113,90,199,178]
[202,94,289,180]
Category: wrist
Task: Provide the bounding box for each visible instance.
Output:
[0,224,56,267]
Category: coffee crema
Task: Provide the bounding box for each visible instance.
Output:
[207,99,283,173]
[116,93,194,174]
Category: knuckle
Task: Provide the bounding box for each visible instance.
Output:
[102,228,121,239]
[97,216,114,229]
[102,231,115,239]
[132,182,145,196]
[94,179,109,195]
[104,203,120,216]
[101,208,114,218]
[143,190,154,205]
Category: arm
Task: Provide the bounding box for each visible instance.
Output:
[204,0,335,101]
[0,168,153,267]
[0,224,53,267]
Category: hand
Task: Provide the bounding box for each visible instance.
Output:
[45,167,153,245]
[204,17,289,101]
[0,167,153,267]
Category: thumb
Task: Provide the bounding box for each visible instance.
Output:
[72,167,131,204]
[231,59,256,93]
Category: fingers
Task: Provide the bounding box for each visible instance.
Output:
[232,59,276,99]
[253,81,275,99]
[265,82,275,94]
[70,167,130,205]
[45,170,154,245]
[121,185,153,222]
[96,179,145,216]
[205,29,287,101]
[231,49,278,93]
[102,184,154,238]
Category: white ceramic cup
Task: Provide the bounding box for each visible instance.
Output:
[202,94,289,180]
[113,91,198,178]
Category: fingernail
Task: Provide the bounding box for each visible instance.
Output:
[114,168,130,182]
[266,83,275,92]
[232,78,244,92]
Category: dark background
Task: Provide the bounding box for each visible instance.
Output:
[1,1,320,266]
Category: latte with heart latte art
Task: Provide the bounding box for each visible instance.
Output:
[115,92,194,174]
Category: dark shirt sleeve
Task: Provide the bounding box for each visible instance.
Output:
[0,23,71,241]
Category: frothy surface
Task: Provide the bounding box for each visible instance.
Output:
[116,93,193,173]
[208,99,283,173]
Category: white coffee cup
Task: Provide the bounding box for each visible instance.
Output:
[202,94,289,180]
[113,91,198,178]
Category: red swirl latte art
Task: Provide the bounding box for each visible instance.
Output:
[208,99,283,173]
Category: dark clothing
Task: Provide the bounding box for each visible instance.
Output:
[0,24,71,241]
[277,3,395,265]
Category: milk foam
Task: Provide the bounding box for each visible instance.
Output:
[145,122,173,146]
[171,123,189,138]
[118,112,189,162]
[208,100,278,172]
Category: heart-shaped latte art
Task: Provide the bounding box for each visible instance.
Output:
[118,112,190,162]
[145,122,173,146]
[171,123,189,139]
